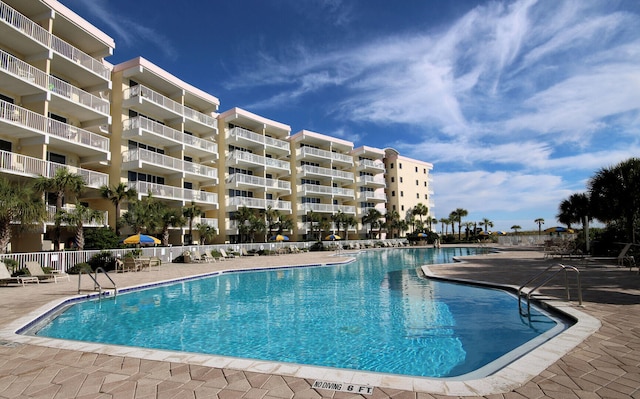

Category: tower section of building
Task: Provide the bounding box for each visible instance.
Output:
[350,146,386,239]
[110,57,220,244]
[0,0,114,251]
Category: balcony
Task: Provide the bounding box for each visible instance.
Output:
[227,150,290,172]
[228,127,290,156]
[0,100,110,161]
[227,196,292,213]
[359,206,386,216]
[123,117,217,160]
[129,181,218,208]
[225,173,291,194]
[123,85,217,134]
[0,1,110,86]
[297,146,353,166]
[122,148,217,183]
[298,203,356,214]
[192,216,218,231]
[0,150,108,188]
[46,205,108,227]
[298,164,354,183]
[356,175,386,188]
[357,191,387,202]
[298,184,354,199]
[356,159,385,172]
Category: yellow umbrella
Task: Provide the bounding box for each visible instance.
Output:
[122,234,161,245]
[325,234,341,240]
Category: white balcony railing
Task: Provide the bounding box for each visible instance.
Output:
[122,148,217,179]
[124,117,217,154]
[0,150,108,188]
[130,181,218,205]
[226,173,291,191]
[193,216,218,230]
[357,159,385,171]
[46,205,108,227]
[298,165,354,181]
[227,196,292,211]
[227,151,290,171]
[124,85,217,129]
[357,175,386,186]
[1,100,109,152]
[358,191,387,201]
[228,127,290,154]
[298,203,356,214]
[299,184,354,198]
[0,1,110,80]
[298,146,353,165]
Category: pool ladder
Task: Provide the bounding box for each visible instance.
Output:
[78,267,117,298]
[518,263,582,316]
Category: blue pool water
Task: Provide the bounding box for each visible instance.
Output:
[29,248,570,378]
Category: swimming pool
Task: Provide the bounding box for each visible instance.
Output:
[25,247,571,378]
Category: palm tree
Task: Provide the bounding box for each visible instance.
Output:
[34,168,86,249]
[232,206,254,243]
[121,195,158,235]
[439,218,449,235]
[362,208,383,239]
[448,212,457,237]
[100,183,138,236]
[413,203,428,225]
[156,206,184,246]
[196,223,217,245]
[534,218,545,235]
[182,202,202,244]
[0,178,47,254]
[454,208,468,240]
[385,209,400,238]
[480,218,493,232]
[264,205,280,239]
[428,217,437,231]
[59,202,104,250]
[511,225,522,235]
[343,214,358,240]
[557,193,590,230]
[331,210,348,237]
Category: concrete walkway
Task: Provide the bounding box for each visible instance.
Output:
[0,247,639,398]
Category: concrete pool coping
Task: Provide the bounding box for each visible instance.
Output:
[0,248,602,396]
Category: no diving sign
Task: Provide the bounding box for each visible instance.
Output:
[312,380,374,395]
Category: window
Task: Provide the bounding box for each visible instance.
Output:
[416,180,419,185]
[425,194,428,199]
[400,191,404,197]
[0,93,14,103]
[400,177,403,183]
[391,191,396,197]
[424,181,427,187]
[390,163,394,169]
[401,205,405,211]
[416,193,420,199]
[0,139,10,152]
[399,163,402,169]
[393,205,396,211]
[415,166,418,172]
[424,168,427,174]
[184,182,193,190]
[391,177,395,183]
[47,152,66,165]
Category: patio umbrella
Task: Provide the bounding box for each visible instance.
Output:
[417,232,428,238]
[269,234,289,241]
[544,226,573,233]
[492,231,507,235]
[478,231,491,236]
[122,234,161,245]
[325,234,341,240]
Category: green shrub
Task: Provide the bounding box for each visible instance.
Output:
[67,262,92,275]
[1,258,18,274]
[210,250,222,259]
[88,251,116,272]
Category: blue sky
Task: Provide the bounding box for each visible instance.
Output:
[60,0,640,232]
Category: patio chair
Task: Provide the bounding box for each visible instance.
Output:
[200,252,215,263]
[219,249,235,259]
[25,261,70,283]
[1,261,39,286]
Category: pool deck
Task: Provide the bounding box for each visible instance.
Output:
[0,246,639,398]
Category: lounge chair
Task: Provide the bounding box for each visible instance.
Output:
[219,249,234,259]
[1,261,39,286]
[25,261,70,283]
[240,248,258,257]
[200,252,215,263]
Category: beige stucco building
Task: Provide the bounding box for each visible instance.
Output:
[0,0,434,251]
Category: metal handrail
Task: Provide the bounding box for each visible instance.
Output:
[518,263,582,315]
[78,267,117,298]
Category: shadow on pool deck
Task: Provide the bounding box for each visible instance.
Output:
[0,247,639,398]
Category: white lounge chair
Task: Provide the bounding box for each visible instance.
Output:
[1,261,38,286]
[25,261,70,283]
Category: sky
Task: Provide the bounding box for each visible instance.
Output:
[59,0,640,232]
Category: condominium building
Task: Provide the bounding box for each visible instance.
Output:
[384,148,434,236]
[109,56,220,244]
[0,0,434,251]
[217,107,291,243]
[0,0,114,251]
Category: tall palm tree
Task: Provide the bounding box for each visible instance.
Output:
[264,205,280,239]
[362,208,383,239]
[511,225,522,235]
[413,203,428,225]
[182,202,202,244]
[233,206,255,243]
[0,178,46,254]
[454,208,468,240]
[100,183,138,236]
[343,214,358,240]
[385,209,400,238]
[480,218,493,232]
[157,206,184,246]
[59,202,104,250]
[34,168,86,249]
[534,218,545,235]
[196,223,217,245]
[439,218,449,235]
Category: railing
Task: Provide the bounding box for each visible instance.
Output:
[226,173,291,191]
[124,117,217,153]
[0,150,108,187]
[193,217,218,230]
[122,148,217,178]
[130,181,218,205]
[227,196,292,211]
[518,263,582,316]
[78,267,117,298]
[229,127,290,153]
[357,175,386,186]
[46,205,108,227]
[1,100,109,152]
[359,191,387,201]
[298,203,356,214]
[357,159,385,170]
[124,85,217,129]
[0,1,110,80]
[227,150,290,171]
[298,146,353,164]
[360,206,386,215]
[299,184,354,197]
[299,164,354,181]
